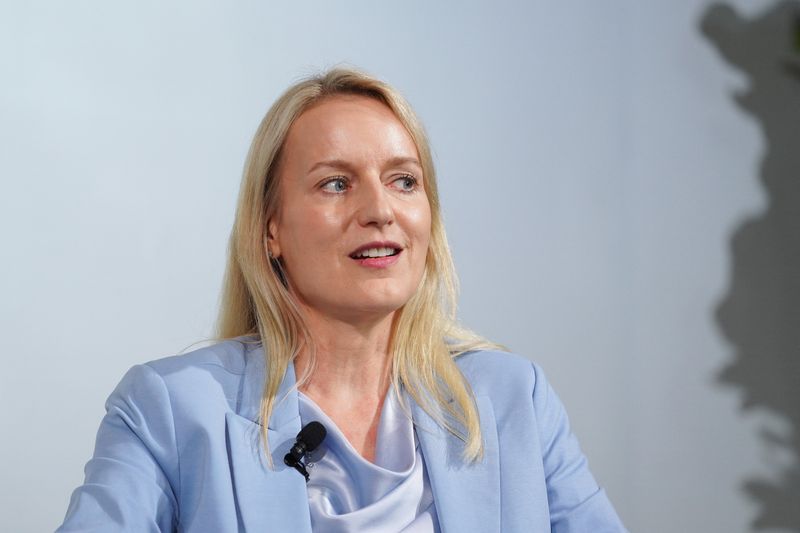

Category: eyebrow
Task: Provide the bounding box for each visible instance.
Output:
[307,157,423,175]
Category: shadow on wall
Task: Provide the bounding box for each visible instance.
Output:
[701,1,800,531]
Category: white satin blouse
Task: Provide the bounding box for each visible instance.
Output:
[298,388,440,533]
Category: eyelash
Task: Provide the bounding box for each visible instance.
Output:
[320,176,349,194]
[319,175,419,194]
[392,174,419,192]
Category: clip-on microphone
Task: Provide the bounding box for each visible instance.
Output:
[284,421,327,482]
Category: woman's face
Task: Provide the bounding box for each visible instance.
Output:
[268,95,432,324]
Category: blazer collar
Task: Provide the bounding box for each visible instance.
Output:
[228,345,501,533]
[227,344,311,532]
[236,341,292,425]
[411,395,501,533]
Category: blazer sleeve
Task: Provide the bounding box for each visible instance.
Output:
[57,364,180,533]
[531,362,628,533]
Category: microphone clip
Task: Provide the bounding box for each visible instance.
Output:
[284,421,326,483]
[284,442,313,482]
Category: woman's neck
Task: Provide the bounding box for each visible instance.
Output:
[293,308,395,402]
[292,309,396,462]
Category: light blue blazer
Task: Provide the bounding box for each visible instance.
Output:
[58,339,627,532]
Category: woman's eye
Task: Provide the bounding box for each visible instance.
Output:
[321,177,348,193]
[392,175,418,192]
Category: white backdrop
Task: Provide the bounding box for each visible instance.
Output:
[0,1,783,531]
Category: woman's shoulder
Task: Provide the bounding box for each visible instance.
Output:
[453,348,543,397]
[110,337,264,421]
[454,348,539,380]
[143,336,260,378]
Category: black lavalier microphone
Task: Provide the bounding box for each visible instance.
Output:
[284,421,327,482]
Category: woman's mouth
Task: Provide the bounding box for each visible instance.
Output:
[349,244,403,268]
[349,247,400,259]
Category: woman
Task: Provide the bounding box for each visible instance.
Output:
[58,68,627,532]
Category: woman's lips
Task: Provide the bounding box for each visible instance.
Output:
[351,250,402,268]
[348,241,403,258]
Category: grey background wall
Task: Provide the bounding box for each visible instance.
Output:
[1,1,796,531]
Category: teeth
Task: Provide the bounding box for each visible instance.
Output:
[355,247,397,258]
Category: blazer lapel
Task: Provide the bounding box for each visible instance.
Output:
[413,395,501,533]
[226,349,312,533]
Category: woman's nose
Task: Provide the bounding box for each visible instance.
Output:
[356,178,394,227]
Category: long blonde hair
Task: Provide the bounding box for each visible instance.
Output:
[217,66,501,461]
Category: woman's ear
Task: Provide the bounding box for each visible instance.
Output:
[266,218,281,259]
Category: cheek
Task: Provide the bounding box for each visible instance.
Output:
[282,207,344,261]
[401,202,432,274]
[409,201,432,244]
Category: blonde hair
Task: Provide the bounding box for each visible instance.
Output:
[217,66,502,461]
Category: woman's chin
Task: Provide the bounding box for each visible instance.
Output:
[291,280,420,324]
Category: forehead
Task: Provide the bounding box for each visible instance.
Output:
[281,95,419,167]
